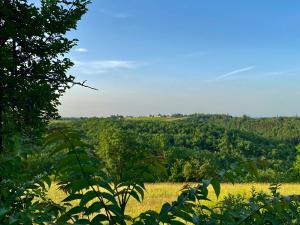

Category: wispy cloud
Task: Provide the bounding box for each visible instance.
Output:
[75,48,88,53]
[98,9,130,19]
[213,66,255,81]
[259,69,296,77]
[72,60,139,75]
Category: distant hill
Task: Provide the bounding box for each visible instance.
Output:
[56,114,300,182]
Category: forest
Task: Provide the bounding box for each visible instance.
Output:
[55,114,300,183]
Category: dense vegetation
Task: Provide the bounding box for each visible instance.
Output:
[2,0,300,224]
[57,114,300,183]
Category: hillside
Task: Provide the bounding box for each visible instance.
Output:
[60,114,300,182]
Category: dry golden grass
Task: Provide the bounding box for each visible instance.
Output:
[47,183,300,217]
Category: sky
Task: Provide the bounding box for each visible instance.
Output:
[53,0,300,117]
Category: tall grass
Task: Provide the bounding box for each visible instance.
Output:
[48,183,300,217]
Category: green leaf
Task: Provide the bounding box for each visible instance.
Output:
[91,214,108,224]
[100,192,118,205]
[129,190,142,203]
[49,143,69,156]
[170,220,186,225]
[159,203,171,219]
[211,178,221,199]
[75,219,90,224]
[174,210,193,222]
[57,206,85,223]
[80,191,98,206]
[67,205,85,215]
[96,180,114,194]
[44,176,52,189]
[62,193,83,202]
[106,204,122,216]
[134,185,145,201]
[86,202,104,215]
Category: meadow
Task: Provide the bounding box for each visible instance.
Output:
[48,182,300,217]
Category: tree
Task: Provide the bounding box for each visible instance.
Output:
[97,123,167,182]
[293,144,300,174]
[0,0,91,153]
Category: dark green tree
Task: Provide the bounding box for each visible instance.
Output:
[98,124,167,182]
[0,0,92,153]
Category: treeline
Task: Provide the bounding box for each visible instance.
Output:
[58,114,300,183]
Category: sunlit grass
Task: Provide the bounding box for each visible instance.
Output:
[47,183,300,217]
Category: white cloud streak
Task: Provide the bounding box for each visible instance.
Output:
[72,60,138,75]
[75,48,88,52]
[214,66,255,81]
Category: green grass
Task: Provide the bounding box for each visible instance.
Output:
[47,183,300,217]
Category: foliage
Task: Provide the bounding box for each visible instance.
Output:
[0,0,91,152]
[45,125,147,224]
[293,144,300,174]
[65,115,298,182]
[1,122,300,224]
[97,123,167,182]
[0,173,65,224]
[215,184,300,225]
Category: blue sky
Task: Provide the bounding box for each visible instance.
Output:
[57,0,300,117]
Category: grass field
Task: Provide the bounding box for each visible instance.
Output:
[48,183,300,217]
